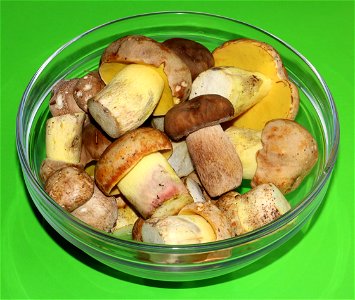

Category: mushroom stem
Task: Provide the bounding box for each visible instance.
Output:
[117,152,192,219]
[186,124,242,197]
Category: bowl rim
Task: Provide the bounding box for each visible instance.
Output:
[16,11,340,253]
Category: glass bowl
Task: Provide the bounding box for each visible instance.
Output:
[16,12,339,282]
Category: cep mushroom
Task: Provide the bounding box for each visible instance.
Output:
[71,185,118,232]
[45,166,94,212]
[162,37,215,80]
[88,64,164,138]
[251,119,319,194]
[95,127,193,219]
[217,183,291,236]
[164,94,243,197]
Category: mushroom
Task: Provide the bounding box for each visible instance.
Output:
[162,37,215,80]
[164,94,243,197]
[45,166,94,212]
[88,64,164,138]
[39,158,83,184]
[95,127,193,219]
[225,126,263,179]
[45,112,85,164]
[49,79,83,116]
[151,116,194,177]
[179,202,233,240]
[217,183,291,236]
[80,122,112,165]
[73,71,105,112]
[71,185,118,232]
[100,35,192,104]
[213,38,299,129]
[251,119,318,194]
[140,215,216,245]
[189,66,272,118]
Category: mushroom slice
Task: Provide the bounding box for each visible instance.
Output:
[162,37,214,80]
[251,119,318,194]
[88,64,164,138]
[164,94,242,197]
[190,66,271,118]
[46,112,85,164]
[217,183,291,236]
[95,127,192,219]
[179,202,233,240]
[213,38,299,129]
[100,35,192,104]
[71,185,118,232]
[45,166,94,212]
[225,126,262,179]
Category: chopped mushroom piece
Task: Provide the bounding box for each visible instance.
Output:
[165,94,242,197]
[251,119,318,194]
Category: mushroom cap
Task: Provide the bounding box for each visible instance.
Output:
[164,94,234,141]
[100,35,192,103]
[71,185,118,232]
[162,37,214,80]
[251,119,318,194]
[44,166,94,212]
[95,127,172,195]
[49,79,83,116]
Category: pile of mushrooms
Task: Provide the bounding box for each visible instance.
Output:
[40,35,318,248]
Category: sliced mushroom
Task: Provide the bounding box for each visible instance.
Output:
[251,119,318,194]
[164,94,242,197]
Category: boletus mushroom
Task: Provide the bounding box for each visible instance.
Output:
[95,127,193,219]
[217,183,291,236]
[164,94,243,197]
[251,119,318,194]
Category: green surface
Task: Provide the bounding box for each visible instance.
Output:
[1,0,354,299]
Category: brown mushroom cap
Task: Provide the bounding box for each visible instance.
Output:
[39,158,84,184]
[73,71,105,112]
[82,122,112,161]
[164,94,234,141]
[45,166,94,212]
[71,185,118,232]
[251,119,318,194]
[100,35,192,103]
[162,38,214,80]
[95,127,172,195]
[49,79,83,116]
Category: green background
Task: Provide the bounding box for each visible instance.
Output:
[1,0,354,299]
